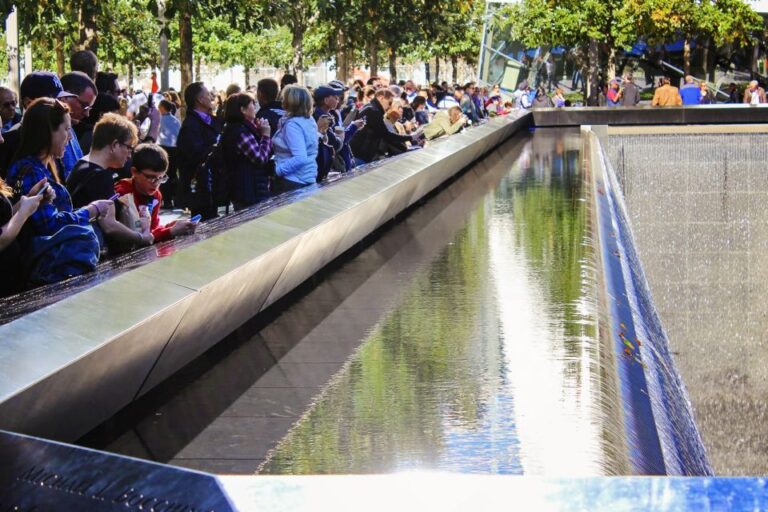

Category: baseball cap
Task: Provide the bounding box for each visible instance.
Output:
[328,80,349,92]
[315,85,342,101]
[20,71,78,101]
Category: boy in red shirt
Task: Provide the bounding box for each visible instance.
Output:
[114,143,197,243]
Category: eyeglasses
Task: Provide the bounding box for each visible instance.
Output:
[140,172,169,184]
[118,142,135,152]
[77,98,93,112]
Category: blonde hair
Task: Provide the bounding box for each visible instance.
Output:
[281,85,313,118]
[0,178,11,198]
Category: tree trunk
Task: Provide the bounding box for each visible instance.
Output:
[451,55,458,83]
[78,2,98,53]
[158,1,170,91]
[752,43,760,75]
[435,57,440,83]
[425,61,430,83]
[336,31,348,83]
[388,48,397,83]
[195,55,201,83]
[55,33,66,77]
[244,65,251,88]
[683,39,691,76]
[587,39,599,106]
[128,62,134,92]
[703,38,715,83]
[367,39,379,77]
[606,47,618,81]
[291,27,304,84]
[179,7,194,92]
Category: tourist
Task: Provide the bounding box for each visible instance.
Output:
[280,74,298,93]
[0,131,46,296]
[552,88,566,108]
[620,74,640,107]
[460,82,480,123]
[70,50,98,81]
[514,81,532,109]
[726,83,740,103]
[743,80,766,105]
[255,78,284,135]
[66,113,153,250]
[606,80,621,107]
[150,71,159,95]
[115,144,197,242]
[532,86,553,108]
[412,96,430,125]
[5,98,112,284]
[272,85,318,192]
[437,87,463,109]
[59,72,98,174]
[699,83,715,105]
[313,86,344,181]
[325,82,365,173]
[679,75,701,106]
[0,72,80,179]
[220,92,273,209]
[350,88,421,165]
[0,87,20,132]
[157,99,181,208]
[176,81,221,219]
[651,77,682,107]
[423,106,467,140]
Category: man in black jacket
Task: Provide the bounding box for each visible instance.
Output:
[255,78,284,135]
[176,81,221,220]
[349,89,420,164]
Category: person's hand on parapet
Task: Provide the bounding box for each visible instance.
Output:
[170,218,197,237]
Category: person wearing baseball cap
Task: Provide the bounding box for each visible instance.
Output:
[1,72,78,178]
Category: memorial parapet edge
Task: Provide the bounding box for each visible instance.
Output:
[0,430,236,511]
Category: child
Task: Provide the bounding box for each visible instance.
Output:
[114,143,197,243]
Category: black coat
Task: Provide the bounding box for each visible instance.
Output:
[176,111,221,215]
[255,101,284,136]
[349,99,412,163]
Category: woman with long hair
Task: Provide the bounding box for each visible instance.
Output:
[5,98,113,238]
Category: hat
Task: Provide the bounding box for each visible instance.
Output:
[315,85,342,101]
[328,80,349,92]
[20,71,78,101]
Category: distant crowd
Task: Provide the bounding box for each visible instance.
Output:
[0,50,509,296]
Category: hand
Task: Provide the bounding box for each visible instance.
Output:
[169,219,197,237]
[404,121,414,132]
[28,177,48,196]
[17,194,44,218]
[138,215,151,233]
[257,118,271,137]
[90,199,115,219]
[353,119,365,129]
[317,116,331,134]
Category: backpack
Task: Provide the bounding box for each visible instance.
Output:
[192,138,228,207]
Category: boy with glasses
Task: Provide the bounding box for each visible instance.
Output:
[114,144,197,243]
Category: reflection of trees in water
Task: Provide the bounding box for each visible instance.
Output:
[260,208,494,475]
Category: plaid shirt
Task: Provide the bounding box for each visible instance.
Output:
[6,156,90,237]
[236,121,272,166]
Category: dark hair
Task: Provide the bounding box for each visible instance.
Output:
[132,143,168,174]
[225,83,242,97]
[14,98,70,183]
[70,50,98,79]
[95,72,119,95]
[280,74,298,90]
[411,96,427,109]
[183,82,206,111]
[92,112,138,151]
[158,99,176,114]
[224,92,254,123]
[257,78,279,103]
[366,77,379,86]
[60,71,97,96]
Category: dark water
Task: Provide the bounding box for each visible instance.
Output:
[84,129,632,475]
[257,129,627,475]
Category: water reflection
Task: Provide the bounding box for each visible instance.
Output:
[260,130,626,475]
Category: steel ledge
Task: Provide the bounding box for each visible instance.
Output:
[0,113,531,442]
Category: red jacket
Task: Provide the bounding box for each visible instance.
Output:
[114,178,173,242]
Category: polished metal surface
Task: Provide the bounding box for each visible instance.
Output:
[533,104,768,127]
[0,113,530,442]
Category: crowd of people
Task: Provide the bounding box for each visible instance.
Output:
[0,51,505,296]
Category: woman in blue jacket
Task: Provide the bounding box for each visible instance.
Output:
[272,85,318,193]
